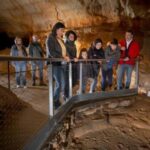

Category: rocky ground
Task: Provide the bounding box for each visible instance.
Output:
[43,95,150,150]
[0,85,48,150]
[0,85,27,122]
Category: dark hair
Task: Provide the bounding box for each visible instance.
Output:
[110,38,118,45]
[126,29,134,35]
[94,38,103,46]
[14,36,22,44]
[79,48,88,59]
[65,30,77,41]
[51,22,65,37]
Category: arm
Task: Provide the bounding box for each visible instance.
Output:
[88,48,93,59]
[115,47,121,61]
[129,43,140,59]
[46,36,62,58]
[105,47,110,60]
[39,44,44,57]
[23,46,28,57]
[10,45,15,67]
[28,44,33,57]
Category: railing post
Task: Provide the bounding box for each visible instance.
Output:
[48,63,54,117]
[7,61,10,90]
[79,62,83,94]
[69,62,72,98]
[135,60,139,89]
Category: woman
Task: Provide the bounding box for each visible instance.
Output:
[10,37,28,88]
[46,22,69,109]
[65,30,78,98]
[88,39,105,92]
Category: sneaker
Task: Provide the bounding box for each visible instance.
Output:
[32,82,36,86]
[54,101,61,110]
[16,85,20,88]
[39,81,47,86]
[23,86,27,89]
[125,86,129,89]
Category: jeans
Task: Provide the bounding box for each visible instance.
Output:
[90,77,98,92]
[90,63,100,92]
[101,68,113,91]
[31,61,43,82]
[117,64,133,89]
[53,65,66,103]
[15,62,27,86]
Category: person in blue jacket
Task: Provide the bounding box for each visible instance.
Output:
[10,37,28,88]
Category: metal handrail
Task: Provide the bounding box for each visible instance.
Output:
[0,55,140,150]
[0,55,106,61]
[0,55,140,62]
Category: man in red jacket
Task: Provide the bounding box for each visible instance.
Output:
[117,30,140,90]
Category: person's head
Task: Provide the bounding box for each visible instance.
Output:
[52,22,65,38]
[14,37,22,46]
[125,30,134,42]
[94,39,103,50]
[32,35,38,42]
[110,38,118,51]
[65,30,77,42]
[79,48,88,59]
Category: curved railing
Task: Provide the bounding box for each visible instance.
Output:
[0,55,139,150]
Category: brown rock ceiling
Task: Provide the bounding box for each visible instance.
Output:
[0,0,149,35]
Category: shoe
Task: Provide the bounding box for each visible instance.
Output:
[23,86,27,89]
[118,87,123,90]
[101,88,105,91]
[125,86,129,89]
[16,85,20,88]
[39,81,47,86]
[32,82,36,86]
[114,87,117,90]
[54,101,61,109]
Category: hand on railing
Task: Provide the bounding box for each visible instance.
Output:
[64,56,70,62]
[74,58,78,62]
[123,57,130,61]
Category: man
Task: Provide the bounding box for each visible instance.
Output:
[117,30,140,90]
[29,35,46,86]
[46,22,69,109]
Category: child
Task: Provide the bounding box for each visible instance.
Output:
[102,39,120,91]
[78,48,93,93]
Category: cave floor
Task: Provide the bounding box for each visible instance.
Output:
[44,95,150,150]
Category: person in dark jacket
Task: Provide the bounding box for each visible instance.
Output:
[46,22,69,109]
[29,35,46,86]
[102,38,120,91]
[78,48,93,93]
[65,30,78,98]
[88,39,105,92]
[10,37,28,88]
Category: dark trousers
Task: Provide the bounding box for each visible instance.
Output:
[101,68,113,91]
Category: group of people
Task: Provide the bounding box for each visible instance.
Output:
[10,22,140,109]
[46,22,140,108]
[10,35,46,88]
